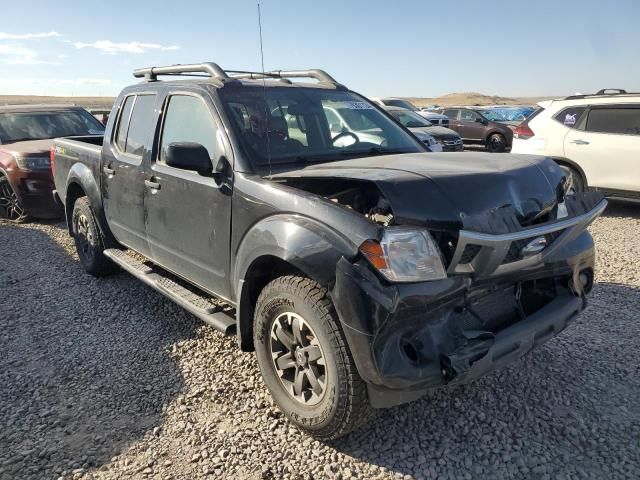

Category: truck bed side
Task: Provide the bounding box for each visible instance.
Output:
[53,136,103,206]
[52,135,105,233]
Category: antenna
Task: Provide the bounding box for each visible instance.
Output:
[257,1,272,177]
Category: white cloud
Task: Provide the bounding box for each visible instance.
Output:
[0,31,62,40]
[73,40,179,54]
[0,77,114,95]
[0,44,58,64]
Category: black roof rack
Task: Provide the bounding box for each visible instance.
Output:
[564,88,637,100]
[132,62,343,88]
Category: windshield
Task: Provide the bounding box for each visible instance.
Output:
[220,87,424,166]
[390,110,433,128]
[0,109,105,143]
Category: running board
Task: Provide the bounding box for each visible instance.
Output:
[103,249,236,335]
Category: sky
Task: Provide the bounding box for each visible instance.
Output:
[0,0,639,98]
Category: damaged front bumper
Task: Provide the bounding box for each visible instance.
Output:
[331,201,605,408]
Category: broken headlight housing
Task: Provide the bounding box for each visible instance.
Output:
[360,228,447,282]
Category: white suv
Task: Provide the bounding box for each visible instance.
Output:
[512,89,640,199]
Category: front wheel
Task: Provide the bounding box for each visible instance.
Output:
[559,165,585,193]
[0,176,28,223]
[253,275,374,440]
[486,133,507,153]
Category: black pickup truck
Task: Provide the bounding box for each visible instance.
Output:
[52,63,606,440]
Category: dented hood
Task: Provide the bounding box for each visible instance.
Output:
[271,152,567,233]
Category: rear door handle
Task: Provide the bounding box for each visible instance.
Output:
[103,166,115,175]
[144,178,161,190]
[570,139,590,145]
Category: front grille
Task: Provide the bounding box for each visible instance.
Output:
[503,229,566,264]
[442,119,449,127]
[460,244,481,264]
[447,199,606,277]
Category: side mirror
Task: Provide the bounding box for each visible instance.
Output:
[165,142,212,174]
[475,117,484,123]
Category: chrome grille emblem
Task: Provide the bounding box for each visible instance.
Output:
[520,236,547,257]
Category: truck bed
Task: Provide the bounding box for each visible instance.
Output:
[53,135,104,209]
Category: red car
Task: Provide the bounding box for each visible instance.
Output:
[0,105,105,222]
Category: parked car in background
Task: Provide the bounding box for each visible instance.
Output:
[53,62,605,440]
[512,89,640,198]
[0,105,105,221]
[436,107,514,152]
[324,104,442,151]
[89,108,112,126]
[417,110,450,127]
[383,106,463,151]
[372,98,450,126]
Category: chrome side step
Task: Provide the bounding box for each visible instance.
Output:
[103,249,236,335]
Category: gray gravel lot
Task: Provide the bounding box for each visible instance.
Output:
[1,201,639,480]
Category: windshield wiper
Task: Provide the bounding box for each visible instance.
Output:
[337,147,410,156]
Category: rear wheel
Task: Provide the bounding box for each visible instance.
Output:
[486,133,507,153]
[72,197,117,276]
[253,275,374,440]
[0,176,28,223]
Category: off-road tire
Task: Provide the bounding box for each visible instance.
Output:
[71,197,118,277]
[254,275,374,440]
[0,176,28,223]
[486,132,507,153]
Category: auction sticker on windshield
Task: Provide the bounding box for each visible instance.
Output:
[339,101,374,110]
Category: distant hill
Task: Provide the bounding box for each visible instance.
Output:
[406,92,559,107]
[0,95,115,109]
[0,92,560,110]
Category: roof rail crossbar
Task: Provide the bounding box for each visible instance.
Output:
[230,69,339,85]
[133,63,344,89]
[133,62,235,86]
[595,88,627,95]
[564,88,633,100]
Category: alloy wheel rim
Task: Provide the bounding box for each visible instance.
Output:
[0,181,26,221]
[74,213,94,259]
[490,135,504,150]
[269,312,327,406]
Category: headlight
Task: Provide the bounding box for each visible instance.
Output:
[359,228,447,282]
[15,155,51,171]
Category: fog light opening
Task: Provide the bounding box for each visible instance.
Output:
[579,268,594,294]
[400,339,420,364]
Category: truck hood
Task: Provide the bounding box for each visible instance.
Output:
[271,152,568,234]
[0,139,53,156]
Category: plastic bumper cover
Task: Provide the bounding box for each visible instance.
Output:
[331,230,596,408]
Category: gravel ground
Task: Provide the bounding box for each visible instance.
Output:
[1,201,639,480]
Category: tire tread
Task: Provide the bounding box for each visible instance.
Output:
[255,275,375,440]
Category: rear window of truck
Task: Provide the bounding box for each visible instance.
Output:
[114,94,156,156]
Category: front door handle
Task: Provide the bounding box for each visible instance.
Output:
[570,139,590,145]
[103,165,115,175]
[144,178,161,190]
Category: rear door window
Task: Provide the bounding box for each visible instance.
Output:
[124,95,156,156]
[585,106,640,135]
[114,96,135,151]
[442,109,459,120]
[553,107,587,129]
